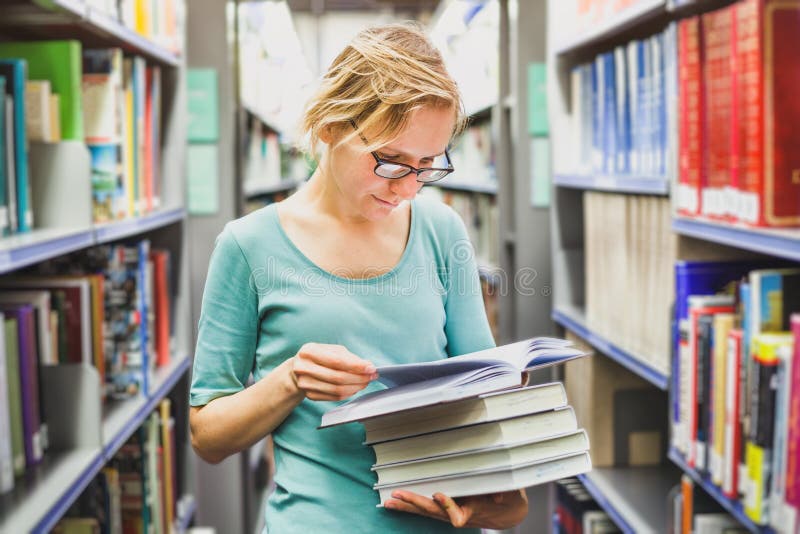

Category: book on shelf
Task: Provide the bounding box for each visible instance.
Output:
[555,477,615,534]
[672,261,800,529]
[0,59,30,233]
[319,338,591,504]
[676,1,800,227]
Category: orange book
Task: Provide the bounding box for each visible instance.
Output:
[150,250,170,367]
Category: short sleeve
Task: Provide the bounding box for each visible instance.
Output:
[190,225,259,406]
[442,211,496,357]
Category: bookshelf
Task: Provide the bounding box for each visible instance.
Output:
[577,466,678,534]
[552,305,669,390]
[668,449,775,534]
[0,0,194,532]
[554,174,669,196]
[547,0,800,532]
[672,217,800,262]
[1,0,181,66]
[434,180,498,195]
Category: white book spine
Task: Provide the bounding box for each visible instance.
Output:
[0,312,13,493]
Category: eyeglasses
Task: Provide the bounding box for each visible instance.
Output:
[349,120,454,184]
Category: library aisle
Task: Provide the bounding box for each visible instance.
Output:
[0,1,798,533]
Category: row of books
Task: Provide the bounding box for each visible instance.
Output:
[0,238,173,494]
[52,399,181,534]
[83,0,184,55]
[83,46,164,223]
[676,0,800,227]
[672,475,748,534]
[241,115,312,197]
[448,120,496,189]
[568,25,675,178]
[319,338,592,504]
[584,192,743,377]
[672,261,800,529]
[425,187,499,269]
[0,40,165,231]
[555,477,620,534]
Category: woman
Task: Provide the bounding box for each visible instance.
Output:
[189,22,528,532]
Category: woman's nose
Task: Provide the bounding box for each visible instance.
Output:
[390,173,423,199]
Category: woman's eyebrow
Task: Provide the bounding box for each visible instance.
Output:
[380,146,446,159]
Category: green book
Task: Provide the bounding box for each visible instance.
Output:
[0,40,83,140]
[4,317,24,477]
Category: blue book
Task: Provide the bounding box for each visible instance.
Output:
[653,33,666,176]
[591,59,602,173]
[603,52,617,175]
[672,261,773,429]
[636,40,648,176]
[137,239,151,396]
[0,60,30,233]
[615,46,630,175]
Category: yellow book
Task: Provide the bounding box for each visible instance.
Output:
[711,313,733,486]
[49,93,61,142]
[123,74,135,217]
[160,399,175,529]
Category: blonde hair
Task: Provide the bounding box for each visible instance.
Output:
[299,22,466,158]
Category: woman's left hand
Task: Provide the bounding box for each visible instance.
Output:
[383,489,528,529]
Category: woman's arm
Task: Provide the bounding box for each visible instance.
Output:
[190,343,377,464]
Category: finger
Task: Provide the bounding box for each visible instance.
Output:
[299,344,376,375]
[383,498,440,519]
[389,491,449,520]
[295,376,369,401]
[294,358,377,385]
[434,493,473,527]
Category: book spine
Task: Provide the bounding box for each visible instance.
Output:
[677,17,702,216]
[735,0,765,225]
[739,282,752,497]
[603,52,617,175]
[711,314,733,485]
[0,311,12,493]
[787,315,800,514]
[592,58,602,173]
[723,328,743,497]
[17,311,42,467]
[615,46,628,175]
[761,0,800,226]
[701,6,734,220]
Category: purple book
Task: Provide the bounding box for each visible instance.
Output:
[0,304,41,467]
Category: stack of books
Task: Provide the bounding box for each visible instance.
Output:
[320,338,593,504]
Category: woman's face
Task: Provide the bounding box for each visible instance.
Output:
[328,105,455,221]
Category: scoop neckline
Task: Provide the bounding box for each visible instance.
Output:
[269,200,418,285]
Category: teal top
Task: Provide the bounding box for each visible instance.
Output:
[190,195,495,533]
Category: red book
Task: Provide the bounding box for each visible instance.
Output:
[150,250,170,367]
[723,328,742,498]
[701,5,734,221]
[786,314,800,509]
[677,16,704,217]
[735,0,800,226]
[688,297,734,468]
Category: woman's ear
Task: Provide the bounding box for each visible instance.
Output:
[319,123,337,145]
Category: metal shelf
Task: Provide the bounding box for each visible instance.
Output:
[668,448,775,534]
[552,305,670,390]
[0,353,191,533]
[554,0,667,56]
[241,101,283,135]
[243,180,303,198]
[175,494,197,533]
[577,465,678,534]
[672,217,800,262]
[2,0,180,67]
[433,181,498,195]
[0,227,95,275]
[0,208,185,276]
[93,207,186,244]
[554,174,669,195]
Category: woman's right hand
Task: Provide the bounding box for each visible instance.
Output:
[288,343,378,401]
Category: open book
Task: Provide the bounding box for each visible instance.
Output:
[320,337,588,428]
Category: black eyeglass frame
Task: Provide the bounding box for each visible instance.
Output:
[348,120,455,184]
